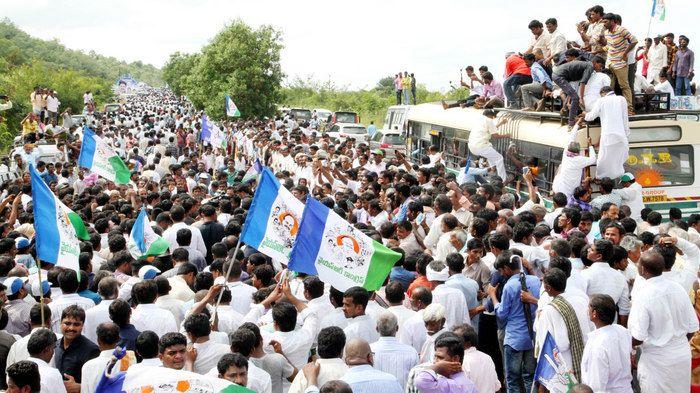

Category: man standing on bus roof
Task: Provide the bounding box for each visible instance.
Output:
[613,173,644,221]
[583,86,630,180]
[468,110,509,182]
[394,74,403,106]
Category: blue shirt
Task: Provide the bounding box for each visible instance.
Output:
[40,171,58,185]
[445,274,481,327]
[390,266,417,289]
[342,365,403,393]
[457,166,489,184]
[495,273,540,351]
[530,62,553,90]
[118,324,141,351]
[78,290,101,305]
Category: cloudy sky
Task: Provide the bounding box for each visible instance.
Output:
[2,0,696,91]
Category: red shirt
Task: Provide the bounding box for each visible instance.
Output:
[407,275,436,297]
[505,55,532,77]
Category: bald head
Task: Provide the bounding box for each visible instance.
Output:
[344,338,371,366]
[411,286,432,310]
[639,250,664,278]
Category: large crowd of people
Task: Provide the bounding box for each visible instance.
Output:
[0,4,698,393]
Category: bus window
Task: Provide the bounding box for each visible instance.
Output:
[624,145,694,186]
[629,126,681,143]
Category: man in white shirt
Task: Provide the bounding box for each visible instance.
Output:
[525,20,551,58]
[646,36,668,83]
[384,282,416,338]
[288,326,349,393]
[342,287,379,344]
[612,173,644,221]
[583,87,630,180]
[370,312,419,389]
[154,277,185,326]
[652,67,675,98]
[48,270,95,333]
[367,199,389,230]
[398,286,432,353]
[248,284,318,369]
[423,195,453,255]
[130,281,178,338]
[584,57,612,111]
[183,313,230,374]
[544,18,567,66]
[26,329,67,393]
[427,260,470,329]
[80,323,133,393]
[341,338,403,393]
[581,294,633,393]
[223,260,257,315]
[302,276,334,337]
[580,239,631,325]
[628,251,699,393]
[167,263,197,303]
[468,110,509,181]
[83,278,119,345]
[162,205,207,256]
[453,324,501,393]
[552,127,597,199]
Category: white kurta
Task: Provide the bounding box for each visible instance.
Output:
[398,310,428,353]
[646,43,668,83]
[432,284,470,329]
[580,324,633,393]
[552,126,597,197]
[534,293,590,373]
[585,93,630,179]
[628,275,699,393]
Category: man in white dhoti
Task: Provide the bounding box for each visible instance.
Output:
[628,251,699,393]
[552,118,597,198]
[468,109,509,181]
[583,86,630,179]
[646,36,668,84]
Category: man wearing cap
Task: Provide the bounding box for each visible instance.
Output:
[468,110,509,181]
[4,277,32,336]
[364,150,387,175]
[613,173,644,221]
[14,238,36,272]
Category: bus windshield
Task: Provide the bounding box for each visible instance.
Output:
[623,145,694,187]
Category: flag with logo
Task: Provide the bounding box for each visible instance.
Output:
[30,164,89,273]
[202,114,226,148]
[78,126,131,185]
[534,332,577,393]
[128,207,170,260]
[241,159,263,184]
[240,167,305,267]
[95,363,252,393]
[288,197,401,291]
[651,0,666,21]
[226,95,241,117]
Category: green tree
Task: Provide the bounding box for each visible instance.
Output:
[163,19,284,119]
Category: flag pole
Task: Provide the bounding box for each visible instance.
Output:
[35,258,46,328]
[212,237,244,317]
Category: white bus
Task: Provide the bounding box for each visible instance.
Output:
[404,103,700,219]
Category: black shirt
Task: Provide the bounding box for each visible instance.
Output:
[199,220,225,263]
[118,324,140,351]
[553,60,595,84]
[55,335,100,383]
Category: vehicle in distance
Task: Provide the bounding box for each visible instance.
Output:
[313,108,333,123]
[104,103,122,113]
[369,129,406,157]
[332,111,359,125]
[289,108,312,122]
[326,123,368,143]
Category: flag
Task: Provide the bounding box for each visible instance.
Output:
[95,364,252,393]
[288,197,401,291]
[240,167,305,266]
[652,0,666,21]
[30,164,89,273]
[201,114,213,143]
[534,332,577,393]
[78,126,131,185]
[241,159,263,184]
[226,95,241,117]
[128,207,170,260]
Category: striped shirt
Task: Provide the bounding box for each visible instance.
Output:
[605,26,637,69]
[371,337,420,389]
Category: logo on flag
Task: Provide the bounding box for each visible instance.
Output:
[288,197,401,291]
[534,332,577,393]
[30,164,89,273]
[78,126,131,185]
[226,95,241,117]
[240,168,305,266]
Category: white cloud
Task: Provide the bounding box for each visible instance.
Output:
[3,0,696,90]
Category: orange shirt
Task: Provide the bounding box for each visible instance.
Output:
[505,55,532,77]
[407,275,436,296]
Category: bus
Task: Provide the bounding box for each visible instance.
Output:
[404,102,700,219]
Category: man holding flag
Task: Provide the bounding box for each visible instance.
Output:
[128,207,170,261]
[78,126,131,185]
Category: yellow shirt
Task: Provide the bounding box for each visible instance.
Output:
[21,119,38,135]
[402,76,412,90]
